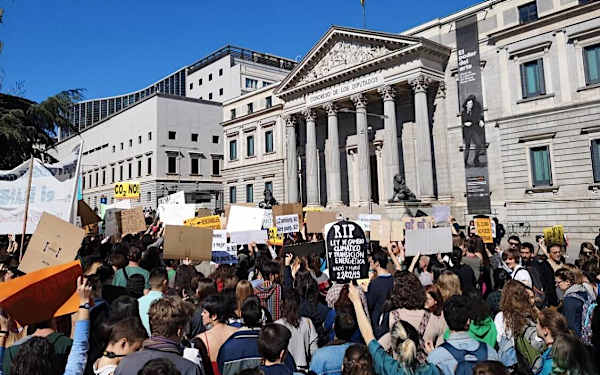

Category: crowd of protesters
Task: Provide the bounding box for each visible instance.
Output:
[0,212,599,375]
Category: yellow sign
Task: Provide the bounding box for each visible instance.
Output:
[303,206,323,213]
[268,227,283,246]
[543,225,565,246]
[474,218,493,244]
[184,215,222,230]
[114,182,140,199]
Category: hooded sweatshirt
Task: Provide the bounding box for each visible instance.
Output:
[443,316,497,348]
[254,280,282,321]
[561,283,591,336]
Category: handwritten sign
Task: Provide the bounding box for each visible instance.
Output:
[286,241,325,257]
[404,228,453,256]
[184,215,222,229]
[474,217,493,243]
[229,230,268,245]
[276,214,300,234]
[262,209,273,229]
[543,225,565,246]
[211,230,238,264]
[325,220,369,282]
[158,204,196,226]
[120,207,147,234]
[163,225,212,261]
[268,227,283,246]
[227,206,265,231]
[357,214,381,232]
[306,211,338,233]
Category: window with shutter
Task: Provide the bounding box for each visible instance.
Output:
[530,146,552,186]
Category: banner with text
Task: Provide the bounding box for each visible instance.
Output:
[325,220,369,282]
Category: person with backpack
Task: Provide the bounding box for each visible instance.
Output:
[520,242,558,307]
[427,295,498,375]
[555,267,596,341]
[500,248,533,289]
[112,246,150,292]
[535,307,570,375]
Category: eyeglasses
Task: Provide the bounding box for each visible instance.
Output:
[509,242,519,247]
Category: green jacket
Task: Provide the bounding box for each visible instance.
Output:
[443,316,497,349]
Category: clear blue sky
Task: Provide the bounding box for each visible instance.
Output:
[1,0,476,103]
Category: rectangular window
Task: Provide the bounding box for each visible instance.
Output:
[212,135,219,144]
[88,174,91,188]
[112,145,115,153]
[147,191,152,203]
[265,96,272,109]
[111,167,115,183]
[138,136,142,144]
[520,59,546,98]
[147,158,152,174]
[209,93,213,100]
[262,81,270,87]
[191,133,199,142]
[168,131,176,140]
[148,131,152,141]
[592,139,600,183]
[245,78,258,89]
[209,73,213,81]
[246,184,254,203]
[120,142,124,150]
[129,139,132,147]
[247,103,253,114]
[530,146,552,186]
[230,186,237,204]
[137,160,142,177]
[265,181,273,194]
[247,135,255,157]
[219,68,223,76]
[82,176,85,190]
[119,165,123,181]
[212,159,220,175]
[199,78,203,86]
[191,158,199,175]
[189,83,193,90]
[518,2,538,24]
[95,173,98,187]
[584,44,600,86]
[102,170,106,185]
[229,140,237,160]
[230,108,236,119]
[168,156,177,174]
[128,163,132,179]
[219,88,223,96]
[265,130,274,153]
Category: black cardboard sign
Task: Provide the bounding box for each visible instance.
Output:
[285,241,325,257]
[325,220,369,282]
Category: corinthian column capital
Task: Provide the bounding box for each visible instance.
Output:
[302,108,316,122]
[409,74,431,93]
[322,102,338,116]
[378,85,396,101]
[282,114,297,128]
[351,93,368,109]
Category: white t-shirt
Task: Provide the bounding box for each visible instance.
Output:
[511,266,532,288]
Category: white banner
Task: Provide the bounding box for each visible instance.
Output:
[158,204,196,226]
[0,143,82,235]
[158,191,186,205]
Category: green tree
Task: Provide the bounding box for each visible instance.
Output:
[0,89,84,169]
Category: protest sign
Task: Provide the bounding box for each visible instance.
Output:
[357,214,381,232]
[114,182,140,199]
[306,211,337,233]
[184,215,222,229]
[19,213,85,274]
[276,214,300,234]
[163,225,212,261]
[404,227,453,256]
[273,203,303,224]
[402,216,434,231]
[158,204,196,226]
[158,191,186,205]
[196,208,212,218]
[432,206,451,224]
[285,241,325,257]
[120,207,147,234]
[390,220,406,242]
[211,230,238,264]
[104,208,122,238]
[325,220,369,282]
[226,205,265,231]
[543,225,565,246]
[83,223,99,236]
[268,227,283,246]
[303,206,323,212]
[0,144,82,235]
[229,230,267,245]
[370,219,391,247]
[0,260,82,326]
[77,200,100,226]
[474,217,493,243]
[263,209,273,229]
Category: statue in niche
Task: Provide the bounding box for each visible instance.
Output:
[389,174,419,202]
[258,188,278,209]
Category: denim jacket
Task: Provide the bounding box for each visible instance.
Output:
[427,332,498,375]
[309,343,352,375]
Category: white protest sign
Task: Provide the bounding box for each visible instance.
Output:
[212,230,228,252]
[226,205,265,231]
[357,214,381,232]
[262,209,273,229]
[158,204,196,226]
[276,214,299,234]
[229,230,267,245]
[158,191,186,205]
[104,199,132,210]
[404,227,453,256]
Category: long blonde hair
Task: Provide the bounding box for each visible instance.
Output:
[235,280,254,315]
[390,320,419,370]
[436,271,462,302]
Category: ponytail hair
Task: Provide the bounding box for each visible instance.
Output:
[390,320,420,370]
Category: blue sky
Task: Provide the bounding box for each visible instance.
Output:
[1,0,476,103]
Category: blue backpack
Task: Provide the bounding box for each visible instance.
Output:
[440,342,488,375]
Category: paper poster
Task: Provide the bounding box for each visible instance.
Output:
[306,211,338,233]
[19,212,85,274]
[268,227,283,246]
[226,205,265,231]
[432,206,451,224]
[229,230,268,245]
[272,203,303,224]
[543,225,565,246]
[262,209,273,229]
[104,208,122,239]
[357,214,381,232]
[390,220,406,242]
[211,230,238,264]
[404,227,453,256]
[184,215,222,229]
[371,219,391,248]
[276,214,300,234]
[163,225,212,261]
[120,207,147,234]
[158,204,197,226]
[325,220,369,282]
[474,217,493,243]
[114,182,140,199]
[158,191,186,205]
[285,241,325,257]
[401,216,434,231]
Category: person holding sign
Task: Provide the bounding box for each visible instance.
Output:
[365,250,393,329]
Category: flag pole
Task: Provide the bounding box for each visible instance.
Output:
[19,156,34,263]
[362,3,366,29]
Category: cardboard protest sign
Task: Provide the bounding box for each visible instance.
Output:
[404,227,453,256]
[357,214,381,232]
[325,220,369,282]
[268,227,283,246]
[303,206,323,212]
[226,205,265,231]
[402,216,434,231]
[211,230,238,264]
[432,206,451,224]
[474,217,493,243]
[196,208,212,218]
[543,225,565,246]
[276,214,300,234]
[285,241,325,257]
[273,203,303,224]
[19,213,85,274]
[120,207,146,235]
[229,230,267,245]
[104,208,122,239]
[158,204,196,226]
[184,215,221,229]
[77,200,101,226]
[163,225,212,261]
[371,219,391,247]
[306,211,337,233]
[390,221,405,242]
[0,261,82,326]
[83,223,99,236]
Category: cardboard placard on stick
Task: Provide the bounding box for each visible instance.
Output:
[184,215,221,229]
[226,205,265,231]
[19,213,85,274]
[305,211,337,234]
[285,241,325,257]
[474,217,493,243]
[120,207,147,235]
[371,219,391,248]
[229,230,267,245]
[272,203,303,224]
[77,200,101,226]
[325,220,369,282]
[163,225,212,261]
[276,214,300,234]
[390,221,405,242]
[404,228,453,256]
[543,225,565,246]
[104,208,122,239]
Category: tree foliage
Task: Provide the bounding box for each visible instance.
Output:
[0,89,84,169]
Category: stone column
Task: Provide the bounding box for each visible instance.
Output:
[377,85,400,202]
[433,82,452,201]
[284,115,298,203]
[303,108,320,206]
[322,102,342,207]
[351,93,371,206]
[410,75,435,200]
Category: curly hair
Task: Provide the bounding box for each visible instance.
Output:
[500,280,537,336]
[11,336,61,375]
[342,344,374,375]
[385,271,426,311]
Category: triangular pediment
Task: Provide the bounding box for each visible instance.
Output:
[275,26,424,96]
